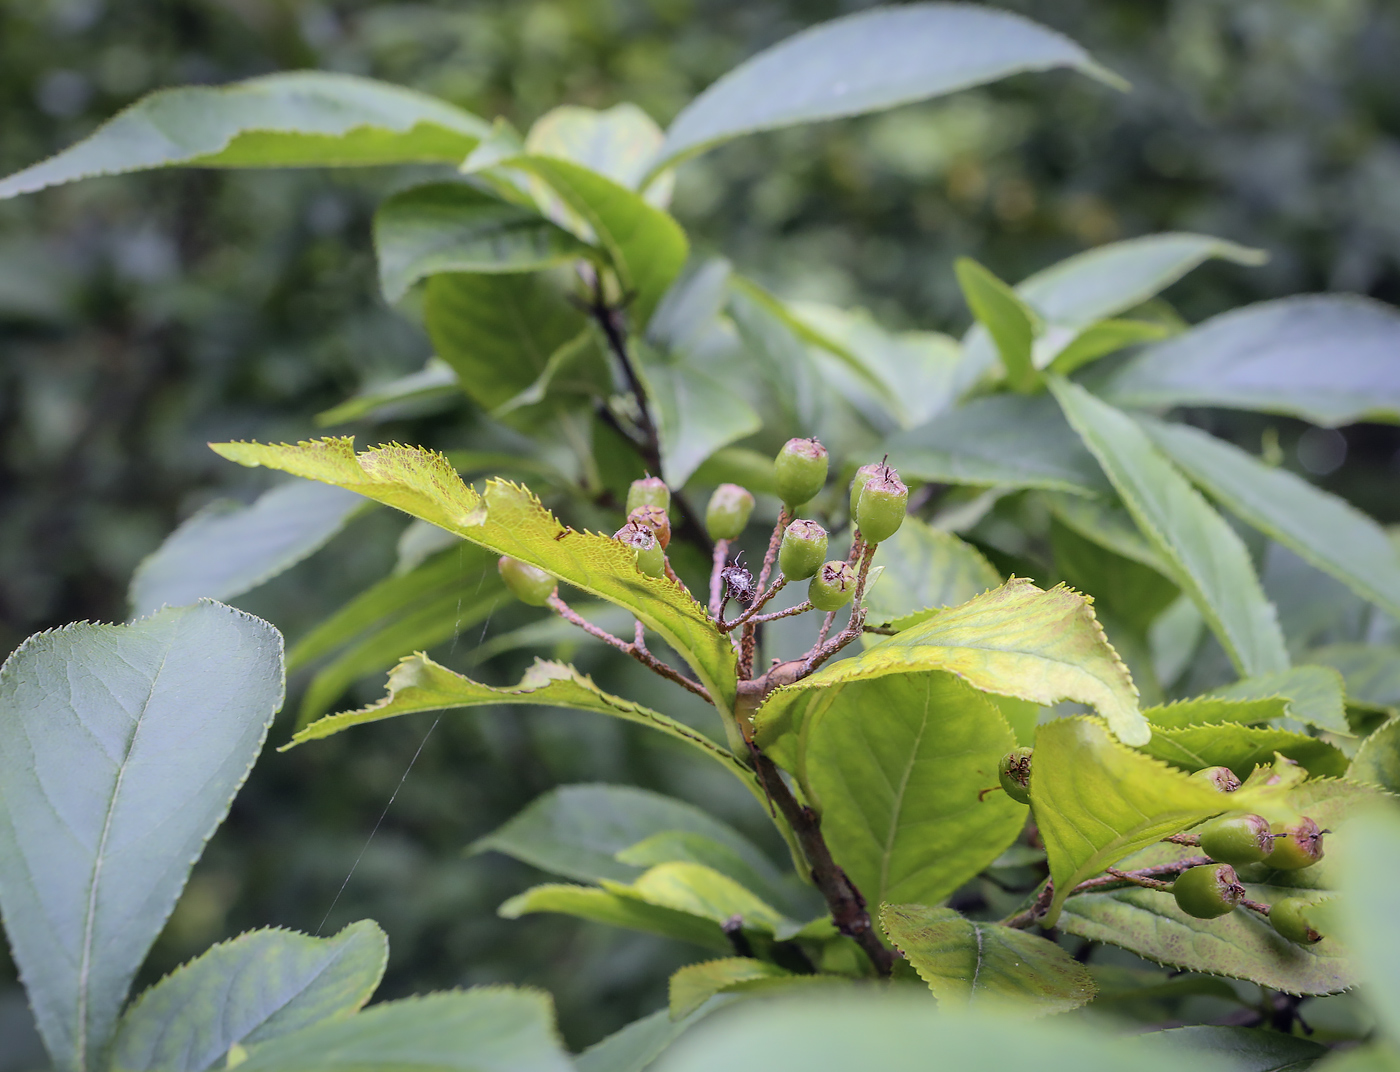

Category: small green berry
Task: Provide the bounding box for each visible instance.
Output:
[706,483,755,541]
[626,476,670,514]
[855,465,909,544]
[1198,813,1274,867]
[779,519,829,581]
[1265,817,1325,871]
[1190,766,1242,793]
[1271,897,1324,944]
[614,522,665,578]
[809,560,856,612]
[1173,863,1245,919]
[849,463,883,520]
[775,438,829,510]
[998,747,1033,806]
[628,505,671,549]
[498,556,556,606]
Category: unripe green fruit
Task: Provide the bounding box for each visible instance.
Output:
[1198,813,1275,867]
[779,519,828,580]
[628,505,671,549]
[614,522,665,578]
[1173,863,1245,919]
[626,476,670,514]
[498,556,556,606]
[1190,765,1242,793]
[1265,817,1325,871]
[809,560,856,612]
[706,483,755,541]
[775,438,829,509]
[1271,897,1324,944]
[998,747,1033,806]
[855,466,909,544]
[850,463,883,519]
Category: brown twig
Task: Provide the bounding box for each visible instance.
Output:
[752,751,894,977]
[742,510,789,677]
[1003,856,1213,929]
[742,600,813,627]
[1105,867,1173,892]
[722,577,787,633]
[1240,897,1272,917]
[801,543,877,676]
[548,593,711,703]
[816,610,837,647]
[1164,833,1201,846]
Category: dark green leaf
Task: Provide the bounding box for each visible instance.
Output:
[1100,296,1400,426]
[373,183,591,302]
[1307,644,1400,712]
[667,961,842,1020]
[1141,723,1350,780]
[128,480,366,618]
[862,516,1001,629]
[636,344,761,488]
[1136,1025,1328,1072]
[575,998,736,1072]
[315,358,463,428]
[882,904,1096,1015]
[955,258,1040,392]
[1049,376,1289,677]
[1350,718,1400,794]
[0,602,283,1072]
[1050,517,1177,635]
[0,73,490,199]
[1144,418,1400,621]
[110,922,386,1072]
[652,4,1121,172]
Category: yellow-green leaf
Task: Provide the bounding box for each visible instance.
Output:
[755,578,1145,752]
[208,440,737,715]
[498,884,728,952]
[604,863,795,937]
[955,258,1040,393]
[1205,666,1349,735]
[862,517,1002,630]
[1145,697,1287,730]
[1033,717,1294,926]
[667,960,832,1020]
[1141,723,1349,780]
[881,904,1096,1015]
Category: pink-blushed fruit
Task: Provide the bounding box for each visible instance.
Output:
[626,476,670,513]
[1265,817,1325,871]
[614,522,665,577]
[1190,766,1241,793]
[628,505,671,549]
[855,464,908,544]
[775,438,829,509]
[706,483,755,541]
[849,463,883,519]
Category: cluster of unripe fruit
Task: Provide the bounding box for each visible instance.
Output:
[997,748,1328,945]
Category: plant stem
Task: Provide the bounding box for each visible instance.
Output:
[548,593,711,703]
[801,543,876,676]
[722,576,787,633]
[742,510,789,677]
[752,751,894,977]
[1105,867,1173,892]
[743,600,813,627]
[709,538,731,619]
[1164,833,1201,846]
[1002,856,1213,929]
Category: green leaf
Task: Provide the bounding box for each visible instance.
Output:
[1204,667,1351,736]
[373,183,591,303]
[650,4,1121,174]
[1136,1025,1329,1072]
[1048,318,1175,377]
[1032,717,1294,926]
[1144,418,1400,622]
[1145,697,1288,731]
[1050,516,1178,635]
[667,962,842,1021]
[886,394,1109,495]
[1100,295,1400,426]
[649,992,1232,1072]
[128,480,366,618]
[315,358,463,428]
[1311,1047,1400,1072]
[955,258,1041,392]
[1041,490,1174,575]
[0,602,283,1072]
[1334,809,1400,1045]
[289,655,754,795]
[0,73,490,199]
[1349,718,1400,794]
[801,672,1023,907]
[605,863,794,936]
[471,784,777,890]
[1307,644,1400,712]
[1141,723,1349,780]
[881,904,1096,1015]
[861,516,1002,630]
[424,272,593,413]
[575,998,737,1072]
[499,884,728,952]
[209,442,739,716]
[109,921,386,1072]
[963,234,1264,382]
[525,103,670,197]
[756,578,1146,754]
[231,987,572,1072]
[615,834,795,916]
[1049,376,1289,677]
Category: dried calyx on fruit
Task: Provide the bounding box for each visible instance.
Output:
[614,521,665,577]
[854,461,908,544]
[1190,765,1242,793]
[628,504,671,549]
[1173,863,1246,919]
[809,560,857,612]
[1271,896,1325,944]
[498,556,556,606]
[775,438,829,510]
[626,476,670,513]
[1265,817,1326,870]
[1197,813,1275,867]
[706,483,755,541]
[998,747,1033,806]
[779,519,828,581]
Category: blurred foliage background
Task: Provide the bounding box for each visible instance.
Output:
[2,0,1399,1058]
